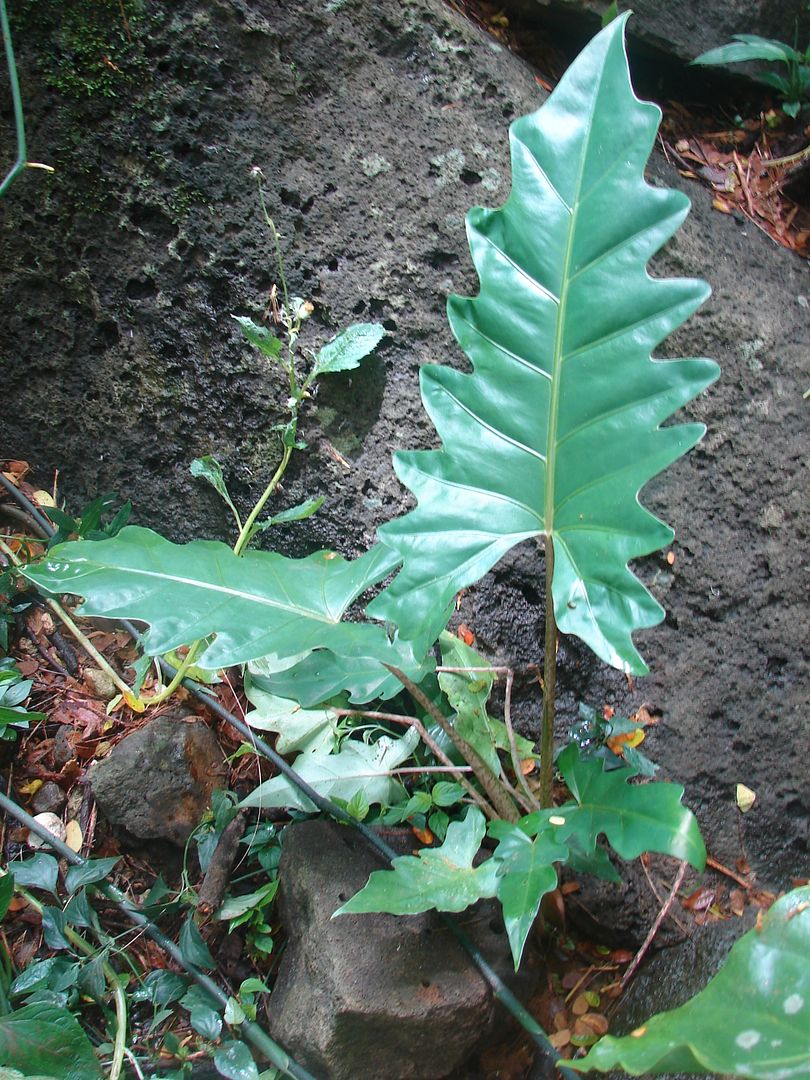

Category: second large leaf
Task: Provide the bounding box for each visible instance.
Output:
[369,15,719,674]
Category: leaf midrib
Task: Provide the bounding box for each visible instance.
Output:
[77,564,337,624]
[544,97,596,537]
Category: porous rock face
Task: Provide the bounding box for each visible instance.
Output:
[2,0,808,888]
[517,0,807,68]
[89,712,225,845]
[268,820,523,1080]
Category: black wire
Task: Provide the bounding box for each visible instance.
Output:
[1,478,578,1078]
[0,472,54,538]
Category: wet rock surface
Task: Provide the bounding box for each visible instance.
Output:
[2,0,808,890]
[89,711,225,845]
[268,820,532,1080]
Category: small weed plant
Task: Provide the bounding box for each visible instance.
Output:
[7,15,809,1080]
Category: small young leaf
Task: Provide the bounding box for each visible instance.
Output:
[11,854,59,896]
[179,916,215,970]
[40,908,70,952]
[190,456,242,525]
[240,728,419,813]
[311,322,384,377]
[232,316,284,360]
[64,857,120,894]
[180,985,222,1040]
[214,1041,259,1080]
[491,822,569,968]
[264,496,325,526]
[334,807,499,916]
[0,874,13,921]
[431,781,466,808]
[223,997,246,1026]
[691,34,800,67]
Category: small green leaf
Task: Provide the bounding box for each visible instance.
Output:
[63,857,120,894]
[601,1,619,27]
[190,456,242,524]
[311,323,384,377]
[431,781,466,808]
[223,997,246,1026]
[0,1002,103,1079]
[334,807,499,916]
[10,855,59,897]
[216,882,278,923]
[491,822,569,968]
[179,916,215,970]
[0,874,13,921]
[40,909,69,952]
[570,885,810,1079]
[556,744,706,870]
[232,316,284,361]
[691,34,800,67]
[214,1041,259,1080]
[243,680,338,756]
[265,497,324,526]
[180,985,222,1040]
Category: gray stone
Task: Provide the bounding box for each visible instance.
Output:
[268,820,526,1080]
[517,0,807,69]
[30,781,66,816]
[89,711,225,845]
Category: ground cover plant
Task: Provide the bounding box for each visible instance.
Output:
[3,13,809,1080]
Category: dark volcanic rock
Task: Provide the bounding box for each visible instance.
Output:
[268,820,526,1080]
[2,0,807,888]
[89,711,225,845]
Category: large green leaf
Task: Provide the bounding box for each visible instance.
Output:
[552,743,706,870]
[334,807,500,916]
[23,529,425,699]
[368,15,719,674]
[0,1003,102,1080]
[248,633,433,706]
[239,727,420,812]
[571,886,810,1078]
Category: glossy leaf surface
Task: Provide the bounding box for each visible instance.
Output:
[243,678,339,755]
[552,744,706,870]
[369,15,719,673]
[334,807,500,916]
[312,322,385,377]
[490,822,569,968]
[23,529,422,699]
[239,728,419,812]
[571,886,810,1078]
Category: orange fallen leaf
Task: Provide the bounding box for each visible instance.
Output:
[576,1013,609,1037]
[549,1029,570,1050]
[412,825,433,845]
[457,624,474,646]
[572,993,591,1016]
[519,758,535,775]
[666,550,676,565]
[712,197,733,214]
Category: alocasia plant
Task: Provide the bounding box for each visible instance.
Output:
[368,11,719,801]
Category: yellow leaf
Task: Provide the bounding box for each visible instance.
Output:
[736,783,756,813]
[65,820,83,852]
[19,779,44,796]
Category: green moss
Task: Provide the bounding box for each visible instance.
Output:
[11,0,149,99]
